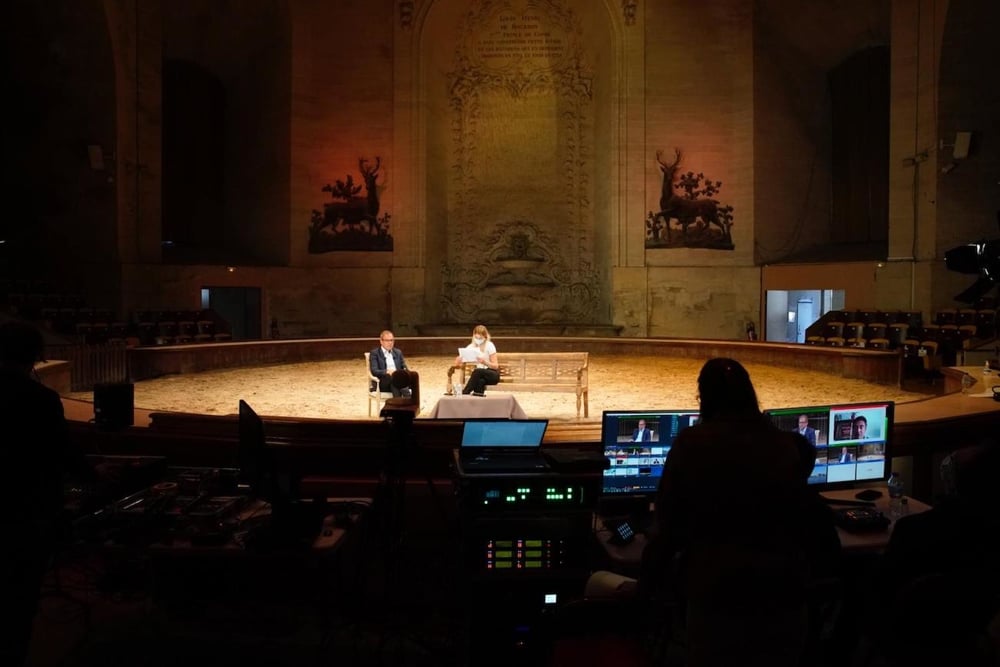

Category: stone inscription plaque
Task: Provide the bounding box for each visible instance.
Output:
[469,9,569,71]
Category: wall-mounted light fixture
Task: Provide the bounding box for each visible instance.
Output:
[939,131,972,160]
[953,131,972,159]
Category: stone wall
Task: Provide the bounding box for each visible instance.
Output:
[7,0,994,340]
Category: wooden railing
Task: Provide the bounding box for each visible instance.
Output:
[49,342,129,391]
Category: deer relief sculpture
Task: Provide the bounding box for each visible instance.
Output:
[309,157,393,252]
[318,157,381,234]
[652,149,730,245]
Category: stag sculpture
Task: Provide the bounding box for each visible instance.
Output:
[318,157,382,234]
[654,149,728,243]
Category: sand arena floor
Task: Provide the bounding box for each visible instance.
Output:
[68,354,927,423]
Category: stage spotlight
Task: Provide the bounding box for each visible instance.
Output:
[944,214,1000,303]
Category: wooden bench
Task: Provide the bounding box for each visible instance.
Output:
[453,351,589,418]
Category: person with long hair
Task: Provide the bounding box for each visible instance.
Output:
[645,357,837,666]
[584,358,838,666]
[454,324,500,396]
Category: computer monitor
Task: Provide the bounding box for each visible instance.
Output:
[599,409,700,498]
[460,419,549,449]
[763,401,894,488]
[238,399,268,498]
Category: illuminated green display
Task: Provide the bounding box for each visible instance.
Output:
[495,550,513,558]
[495,540,514,548]
[494,561,513,568]
[525,550,542,558]
[525,561,542,568]
[525,540,543,547]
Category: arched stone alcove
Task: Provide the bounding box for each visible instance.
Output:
[393,0,644,335]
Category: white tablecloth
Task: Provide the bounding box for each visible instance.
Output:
[424,394,528,419]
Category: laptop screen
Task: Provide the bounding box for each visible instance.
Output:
[763,401,894,488]
[599,409,700,496]
[460,419,549,449]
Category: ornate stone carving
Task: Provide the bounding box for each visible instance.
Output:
[622,0,637,26]
[438,0,604,325]
[399,1,415,30]
[440,221,601,324]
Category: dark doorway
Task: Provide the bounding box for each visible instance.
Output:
[201,287,261,340]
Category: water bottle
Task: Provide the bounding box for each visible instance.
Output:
[887,472,905,518]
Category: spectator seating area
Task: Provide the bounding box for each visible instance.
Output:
[805,310,924,350]
[806,305,998,383]
[1,277,231,347]
[132,310,232,346]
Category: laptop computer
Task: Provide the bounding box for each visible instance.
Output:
[458,418,550,474]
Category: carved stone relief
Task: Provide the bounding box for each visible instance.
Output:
[441,0,602,324]
[398,1,415,29]
[440,221,601,323]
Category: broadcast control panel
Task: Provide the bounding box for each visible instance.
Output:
[475,483,590,509]
[483,538,568,571]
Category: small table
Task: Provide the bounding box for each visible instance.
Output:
[594,483,931,571]
[424,394,528,419]
[820,486,931,553]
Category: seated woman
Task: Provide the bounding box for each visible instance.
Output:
[585,358,839,666]
[450,324,500,396]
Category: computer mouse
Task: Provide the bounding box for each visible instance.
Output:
[855,489,883,501]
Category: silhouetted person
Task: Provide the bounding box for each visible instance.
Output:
[586,358,838,666]
[869,442,1000,666]
[643,358,838,667]
[0,320,89,666]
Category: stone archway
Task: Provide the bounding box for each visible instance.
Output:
[393,0,644,334]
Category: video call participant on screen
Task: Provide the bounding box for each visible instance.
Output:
[632,419,652,442]
[587,358,839,666]
[0,321,102,667]
[853,415,867,440]
[795,414,817,446]
[835,447,855,463]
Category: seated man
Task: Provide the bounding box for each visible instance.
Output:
[369,330,409,397]
[631,419,653,443]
